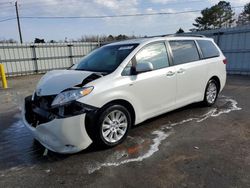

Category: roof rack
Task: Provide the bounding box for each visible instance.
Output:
[169,34,206,38]
[144,34,168,38]
[146,33,206,38]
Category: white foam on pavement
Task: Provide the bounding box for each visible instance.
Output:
[87,96,241,174]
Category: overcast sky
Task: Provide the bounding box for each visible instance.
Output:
[0,0,249,42]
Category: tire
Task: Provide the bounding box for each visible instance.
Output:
[93,104,131,148]
[203,79,219,106]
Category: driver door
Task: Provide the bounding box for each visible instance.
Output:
[124,42,176,120]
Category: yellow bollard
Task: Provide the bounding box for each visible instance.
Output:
[0,64,8,89]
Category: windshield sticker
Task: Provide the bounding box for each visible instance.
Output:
[118,46,134,50]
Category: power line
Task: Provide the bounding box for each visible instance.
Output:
[140,0,207,7]
[7,0,209,12]
[20,10,203,19]
[16,0,207,11]
[18,0,206,8]
[0,5,244,23]
[20,6,244,19]
[0,17,15,22]
[18,0,204,6]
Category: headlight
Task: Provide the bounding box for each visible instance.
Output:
[51,86,94,107]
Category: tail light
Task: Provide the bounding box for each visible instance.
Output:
[223,59,227,64]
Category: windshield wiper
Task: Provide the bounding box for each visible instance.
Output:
[75,68,89,71]
[75,68,109,74]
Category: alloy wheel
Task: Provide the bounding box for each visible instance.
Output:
[101,110,128,143]
[206,81,217,104]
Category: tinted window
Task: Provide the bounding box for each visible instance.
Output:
[135,43,169,70]
[169,40,200,65]
[76,44,138,73]
[197,40,220,59]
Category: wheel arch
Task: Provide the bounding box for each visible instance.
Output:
[209,76,221,92]
[101,99,136,126]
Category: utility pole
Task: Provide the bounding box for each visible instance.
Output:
[15,1,23,43]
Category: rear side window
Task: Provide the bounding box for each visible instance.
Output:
[135,42,169,70]
[169,40,200,65]
[197,40,220,59]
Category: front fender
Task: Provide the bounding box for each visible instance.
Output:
[77,88,142,124]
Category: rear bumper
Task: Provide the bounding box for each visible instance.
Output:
[220,70,227,92]
[22,97,93,154]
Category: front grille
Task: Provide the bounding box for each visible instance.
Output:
[24,93,94,127]
[33,93,56,110]
[25,95,57,127]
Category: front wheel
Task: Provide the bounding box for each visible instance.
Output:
[203,79,219,106]
[95,104,131,148]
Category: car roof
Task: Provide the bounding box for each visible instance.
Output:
[106,38,150,46]
[107,35,213,46]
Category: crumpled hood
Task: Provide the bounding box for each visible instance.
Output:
[36,70,93,96]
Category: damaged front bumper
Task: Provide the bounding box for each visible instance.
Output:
[22,96,96,154]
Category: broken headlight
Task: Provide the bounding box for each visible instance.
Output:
[51,86,94,107]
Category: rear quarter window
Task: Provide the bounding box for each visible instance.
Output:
[197,40,220,59]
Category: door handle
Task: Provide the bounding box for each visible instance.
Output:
[166,71,175,77]
[177,68,185,74]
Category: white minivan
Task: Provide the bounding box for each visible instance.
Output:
[23,35,227,153]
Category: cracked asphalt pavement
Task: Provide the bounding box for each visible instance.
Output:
[0,75,249,188]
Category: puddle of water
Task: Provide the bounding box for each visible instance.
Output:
[0,120,45,170]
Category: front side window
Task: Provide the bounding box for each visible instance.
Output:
[75,44,138,73]
[197,40,220,59]
[122,61,133,76]
[169,40,200,65]
[135,42,169,70]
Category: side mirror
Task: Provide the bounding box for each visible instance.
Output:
[135,62,153,74]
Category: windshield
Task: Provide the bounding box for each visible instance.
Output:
[75,44,138,73]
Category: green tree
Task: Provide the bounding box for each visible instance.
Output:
[107,35,114,41]
[115,34,128,41]
[237,2,250,26]
[193,8,217,30]
[176,28,184,34]
[193,1,235,31]
[214,1,235,28]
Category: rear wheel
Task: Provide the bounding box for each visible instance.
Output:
[203,79,219,106]
[95,104,131,147]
